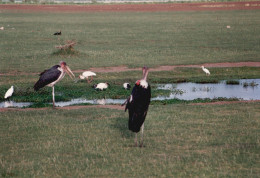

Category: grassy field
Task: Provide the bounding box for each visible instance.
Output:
[0,102,259,177]
[0,7,259,177]
[1,9,259,103]
[0,10,259,73]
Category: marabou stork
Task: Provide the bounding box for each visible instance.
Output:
[201,66,210,76]
[93,82,109,91]
[124,66,151,147]
[34,61,75,108]
[4,86,14,99]
[123,83,131,90]
[53,30,61,35]
[79,71,96,83]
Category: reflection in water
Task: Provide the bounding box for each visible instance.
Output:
[0,79,259,108]
[55,98,126,107]
[0,101,32,108]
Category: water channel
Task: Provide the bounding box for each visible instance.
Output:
[1,79,259,108]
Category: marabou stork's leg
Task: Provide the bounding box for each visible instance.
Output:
[52,86,55,108]
[135,133,138,147]
[140,123,144,147]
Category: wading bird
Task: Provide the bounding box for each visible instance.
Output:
[79,71,96,83]
[123,83,131,90]
[93,82,109,91]
[201,66,210,76]
[34,61,75,108]
[4,86,14,99]
[53,30,61,35]
[124,66,151,147]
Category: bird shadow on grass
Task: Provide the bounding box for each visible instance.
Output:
[111,117,149,148]
[111,117,133,139]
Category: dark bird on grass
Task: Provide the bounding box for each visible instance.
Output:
[53,30,61,35]
[34,61,75,108]
[123,83,131,90]
[123,66,151,147]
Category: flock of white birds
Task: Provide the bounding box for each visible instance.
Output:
[3,67,210,100]
[78,71,131,91]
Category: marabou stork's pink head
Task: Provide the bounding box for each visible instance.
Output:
[135,66,149,88]
[60,61,75,79]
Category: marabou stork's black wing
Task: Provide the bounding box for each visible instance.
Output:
[126,84,151,133]
[33,65,61,91]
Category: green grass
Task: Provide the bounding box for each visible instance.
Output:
[0,10,259,73]
[0,102,259,177]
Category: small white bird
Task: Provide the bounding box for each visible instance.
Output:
[0,27,4,30]
[79,71,96,83]
[123,83,131,90]
[4,86,14,99]
[201,66,210,76]
[93,83,109,91]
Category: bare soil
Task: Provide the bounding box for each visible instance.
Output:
[1,100,259,112]
[0,1,260,12]
[0,104,124,112]
[1,62,260,76]
[82,62,260,73]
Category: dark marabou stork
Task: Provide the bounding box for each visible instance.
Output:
[124,66,151,147]
[34,61,75,108]
[53,30,61,35]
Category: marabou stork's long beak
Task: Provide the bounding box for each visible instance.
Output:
[142,66,149,81]
[64,66,75,80]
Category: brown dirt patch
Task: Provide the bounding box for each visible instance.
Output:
[1,100,259,112]
[83,62,260,73]
[0,1,260,12]
[190,100,260,106]
[0,104,124,112]
[1,62,257,76]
